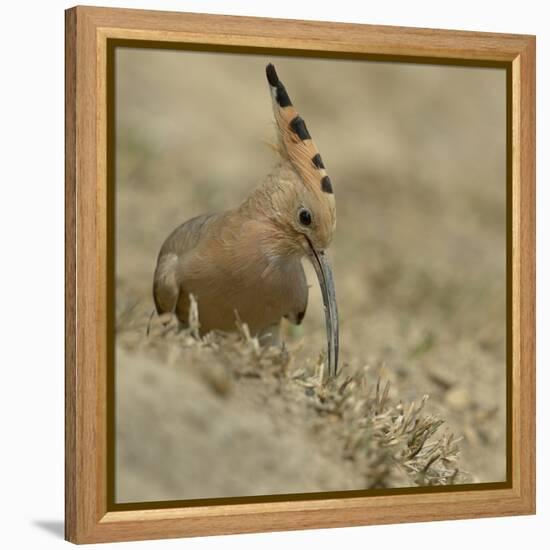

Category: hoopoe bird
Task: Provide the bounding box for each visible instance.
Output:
[153,64,339,376]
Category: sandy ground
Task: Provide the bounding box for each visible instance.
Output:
[114,49,507,503]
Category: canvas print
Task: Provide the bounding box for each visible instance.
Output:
[114,49,506,503]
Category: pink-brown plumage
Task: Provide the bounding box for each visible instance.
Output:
[153,63,339,374]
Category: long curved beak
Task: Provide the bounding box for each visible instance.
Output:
[307,243,339,378]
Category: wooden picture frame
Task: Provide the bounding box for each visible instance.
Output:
[65,5,536,544]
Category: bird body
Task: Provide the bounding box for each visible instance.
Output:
[154,177,308,339]
[153,64,340,375]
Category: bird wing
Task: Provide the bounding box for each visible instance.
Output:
[153,213,217,316]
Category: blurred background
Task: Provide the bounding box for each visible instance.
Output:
[115,48,506,502]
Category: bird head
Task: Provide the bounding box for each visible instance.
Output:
[265,63,339,377]
[265,63,336,253]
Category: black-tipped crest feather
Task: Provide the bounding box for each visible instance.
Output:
[321,176,334,194]
[312,153,325,169]
[266,63,292,107]
[289,116,311,140]
[266,63,279,86]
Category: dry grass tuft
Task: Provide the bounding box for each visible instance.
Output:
[118,301,468,490]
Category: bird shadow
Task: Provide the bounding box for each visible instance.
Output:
[33,520,64,539]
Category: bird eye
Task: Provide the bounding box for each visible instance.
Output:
[298,209,312,226]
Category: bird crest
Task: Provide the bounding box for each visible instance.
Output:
[265,64,335,201]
